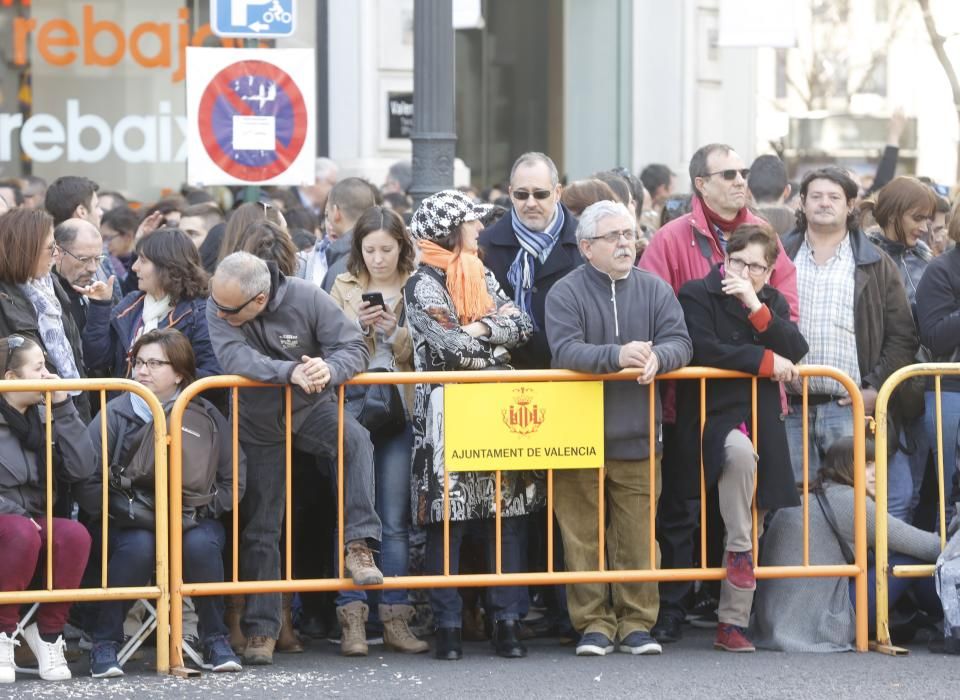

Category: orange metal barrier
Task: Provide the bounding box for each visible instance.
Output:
[0,379,170,673]
[873,363,959,655]
[167,365,868,669]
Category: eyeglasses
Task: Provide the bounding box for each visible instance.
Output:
[211,291,266,315]
[2,334,27,374]
[511,189,553,201]
[133,358,172,371]
[62,248,108,267]
[726,256,769,276]
[44,242,59,255]
[587,229,637,243]
[704,168,750,181]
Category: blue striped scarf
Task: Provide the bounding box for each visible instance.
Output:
[507,206,565,330]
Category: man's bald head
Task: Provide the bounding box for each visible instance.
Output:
[211,252,272,326]
[54,217,104,286]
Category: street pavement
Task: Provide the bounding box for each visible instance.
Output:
[4,627,955,699]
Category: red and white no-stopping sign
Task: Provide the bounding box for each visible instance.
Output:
[186,48,315,185]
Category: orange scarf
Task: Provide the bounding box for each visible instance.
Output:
[418,240,495,324]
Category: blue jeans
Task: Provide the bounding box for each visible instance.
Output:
[925,390,960,502]
[785,399,854,485]
[894,415,930,523]
[848,553,940,632]
[425,517,528,628]
[92,519,228,644]
[338,424,414,608]
[240,398,381,637]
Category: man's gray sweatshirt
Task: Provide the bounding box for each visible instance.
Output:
[206,272,369,445]
[545,262,692,460]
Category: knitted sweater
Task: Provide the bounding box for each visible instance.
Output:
[750,483,940,652]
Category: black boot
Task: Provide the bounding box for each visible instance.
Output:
[492,620,527,658]
[434,627,462,660]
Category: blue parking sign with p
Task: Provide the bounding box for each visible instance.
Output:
[212,0,295,39]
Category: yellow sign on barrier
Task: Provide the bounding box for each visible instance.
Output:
[444,381,604,471]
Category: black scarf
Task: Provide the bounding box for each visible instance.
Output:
[0,397,55,489]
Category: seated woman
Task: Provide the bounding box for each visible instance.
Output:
[0,335,94,683]
[78,328,245,677]
[80,228,220,379]
[404,190,539,661]
[751,436,941,651]
[677,223,808,652]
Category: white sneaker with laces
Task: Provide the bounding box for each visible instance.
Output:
[0,632,18,683]
[23,624,71,681]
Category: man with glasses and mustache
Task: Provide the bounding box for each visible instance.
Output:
[545,200,692,657]
[206,252,383,666]
[52,218,118,337]
[639,143,799,645]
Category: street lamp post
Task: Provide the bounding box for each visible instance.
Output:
[410,0,457,209]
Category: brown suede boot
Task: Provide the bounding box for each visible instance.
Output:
[225,595,246,654]
[243,635,276,665]
[337,601,369,657]
[380,604,429,654]
[276,592,304,653]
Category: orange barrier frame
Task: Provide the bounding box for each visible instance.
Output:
[873,363,960,655]
[0,379,170,673]
[167,365,868,669]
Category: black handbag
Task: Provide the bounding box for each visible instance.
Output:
[108,416,198,532]
[343,367,406,437]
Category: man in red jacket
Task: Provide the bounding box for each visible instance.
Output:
[638,143,799,644]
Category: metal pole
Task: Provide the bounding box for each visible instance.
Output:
[410,0,457,208]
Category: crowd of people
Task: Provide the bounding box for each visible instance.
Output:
[0,140,957,684]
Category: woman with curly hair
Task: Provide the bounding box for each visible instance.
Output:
[80,227,221,378]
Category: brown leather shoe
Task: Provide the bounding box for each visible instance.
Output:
[225,595,246,654]
[277,592,304,653]
[336,601,369,657]
[242,635,276,665]
[380,604,428,654]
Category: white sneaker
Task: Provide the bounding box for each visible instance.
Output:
[23,624,71,681]
[0,632,18,683]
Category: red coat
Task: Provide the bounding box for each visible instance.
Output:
[639,196,799,321]
[638,196,799,421]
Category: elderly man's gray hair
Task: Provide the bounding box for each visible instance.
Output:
[215,251,271,297]
[576,200,634,243]
[510,152,560,187]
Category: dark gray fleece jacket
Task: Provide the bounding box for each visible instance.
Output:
[545,262,692,460]
[206,270,369,445]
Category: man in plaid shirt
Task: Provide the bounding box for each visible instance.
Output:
[781,167,917,492]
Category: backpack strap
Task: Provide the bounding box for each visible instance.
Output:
[814,490,855,565]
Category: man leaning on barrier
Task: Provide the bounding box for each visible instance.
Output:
[545,200,693,657]
[206,251,382,666]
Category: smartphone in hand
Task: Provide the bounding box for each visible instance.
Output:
[361,292,386,310]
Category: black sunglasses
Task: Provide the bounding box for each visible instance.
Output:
[512,189,552,201]
[704,168,750,181]
[211,291,265,315]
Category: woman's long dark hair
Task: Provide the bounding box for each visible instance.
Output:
[136,228,209,303]
[348,206,416,278]
[810,436,875,493]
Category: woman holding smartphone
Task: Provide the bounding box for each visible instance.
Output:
[329,206,427,656]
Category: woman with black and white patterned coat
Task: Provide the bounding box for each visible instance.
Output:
[404,189,540,661]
